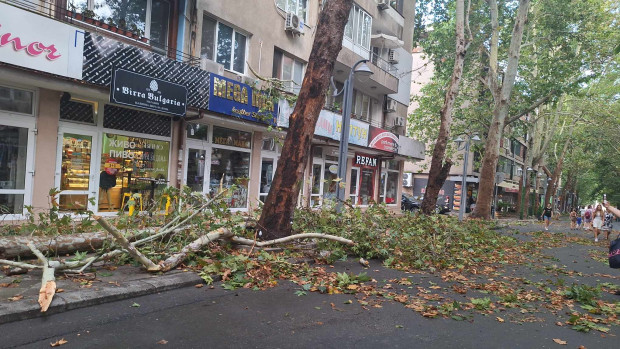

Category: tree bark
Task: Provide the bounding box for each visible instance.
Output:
[258,0,353,239]
[0,231,115,259]
[422,0,469,215]
[471,0,531,219]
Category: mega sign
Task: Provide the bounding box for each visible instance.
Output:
[207,74,277,124]
[0,2,84,79]
[110,68,187,117]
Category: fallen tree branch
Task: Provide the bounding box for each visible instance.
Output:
[26,241,58,312]
[94,216,160,272]
[158,223,245,272]
[231,233,355,247]
[0,259,42,269]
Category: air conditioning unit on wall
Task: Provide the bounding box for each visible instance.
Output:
[377,0,390,10]
[385,98,397,112]
[403,173,413,187]
[394,116,405,127]
[388,49,399,64]
[285,12,304,35]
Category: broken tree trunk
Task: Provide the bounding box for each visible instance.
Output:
[231,233,355,247]
[0,232,115,259]
[27,241,58,312]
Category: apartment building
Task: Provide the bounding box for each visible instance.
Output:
[0,0,423,221]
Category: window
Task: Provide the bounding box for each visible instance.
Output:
[0,126,28,214]
[201,16,247,74]
[272,50,305,94]
[351,90,370,121]
[68,0,170,50]
[380,160,399,205]
[344,4,372,51]
[276,0,308,22]
[0,86,33,115]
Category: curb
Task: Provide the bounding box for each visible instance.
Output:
[0,271,203,325]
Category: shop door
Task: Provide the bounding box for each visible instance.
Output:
[0,122,35,216]
[55,128,99,212]
[184,142,210,194]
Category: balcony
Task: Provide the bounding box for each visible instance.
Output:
[335,46,398,96]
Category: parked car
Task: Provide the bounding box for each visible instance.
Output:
[401,194,451,215]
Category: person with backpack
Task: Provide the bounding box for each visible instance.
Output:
[584,205,593,231]
[543,204,553,231]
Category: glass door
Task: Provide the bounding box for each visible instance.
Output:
[0,124,33,216]
[349,167,359,204]
[259,157,275,203]
[55,128,99,212]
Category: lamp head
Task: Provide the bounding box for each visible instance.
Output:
[527,167,534,172]
[471,135,481,142]
[354,62,373,77]
[517,168,523,176]
[454,136,464,145]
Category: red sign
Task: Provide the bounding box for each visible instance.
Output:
[0,24,62,61]
[368,126,398,153]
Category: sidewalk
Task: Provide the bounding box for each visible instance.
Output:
[0,264,203,324]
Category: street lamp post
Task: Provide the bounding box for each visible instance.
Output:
[518,166,534,219]
[334,60,373,211]
[454,134,480,222]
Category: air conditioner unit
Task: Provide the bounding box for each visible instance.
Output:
[285,12,304,35]
[385,98,397,112]
[403,173,413,187]
[394,116,405,127]
[377,0,390,10]
[388,49,399,64]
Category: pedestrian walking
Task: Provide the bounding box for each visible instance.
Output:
[543,204,553,231]
[570,208,578,230]
[592,204,605,242]
[584,205,593,231]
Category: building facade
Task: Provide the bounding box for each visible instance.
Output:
[0,0,422,221]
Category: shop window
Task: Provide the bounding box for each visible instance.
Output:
[380,171,399,205]
[201,15,247,74]
[60,99,96,125]
[262,138,279,152]
[310,163,322,206]
[349,167,359,204]
[358,169,374,205]
[209,148,250,209]
[272,50,305,94]
[187,123,209,141]
[98,133,170,212]
[186,148,206,192]
[323,163,339,202]
[0,85,33,115]
[344,4,372,52]
[103,105,171,137]
[59,133,93,211]
[0,126,29,214]
[68,0,170,50]
[259,158,274,203]
[276,0,307,22]
[212,127,252,149]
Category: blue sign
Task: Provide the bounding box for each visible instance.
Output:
[207,74,277,125]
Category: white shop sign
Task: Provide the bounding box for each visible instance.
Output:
[0,3,84,79]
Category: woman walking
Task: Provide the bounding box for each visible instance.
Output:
[592,204,605,242]
[543,204,553,231]
[570,208,578,230]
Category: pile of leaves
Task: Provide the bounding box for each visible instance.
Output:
[293,204,514,272]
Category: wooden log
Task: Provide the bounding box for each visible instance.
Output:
[231,233,355,247]
[0,232,113,259]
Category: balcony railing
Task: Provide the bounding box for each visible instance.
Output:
[370,51,398,78]
[3,0,200,65]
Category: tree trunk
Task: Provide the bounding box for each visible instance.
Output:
[258,0,353,239]
[544,138,571,207]
[0,231,117,259]
[422,0,469,215]
[471,0,531,219]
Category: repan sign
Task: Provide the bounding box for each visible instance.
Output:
[0,2,84,79]
[353,153,378,168]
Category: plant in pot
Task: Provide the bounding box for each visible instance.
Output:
[106,18,117,32]
[127,23,140,39]
[93,15,102,27]
[82,9,95,24]
[117,18,127,35]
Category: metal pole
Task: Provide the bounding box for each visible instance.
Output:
[458,138,469,222]
[336,60,366,211]
[519,168,526,219]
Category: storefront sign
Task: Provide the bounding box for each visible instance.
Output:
[0,2,84,79]
[212,127,252,149]
[368,126,399,153]
[334,115,369,147]
[110,68,187,117]
[207,74,277,125]
[314,111,335,138]
[353,153,378,168]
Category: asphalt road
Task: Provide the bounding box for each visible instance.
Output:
[1,220,619,349]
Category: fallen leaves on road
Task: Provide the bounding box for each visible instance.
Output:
[156,339,168,345]
[8,295,23,301]
[496,317,505,323]
[50,338,68,347]
[552,338,567,345]
[194,284,204,288]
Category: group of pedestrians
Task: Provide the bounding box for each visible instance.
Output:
[568,204,615,242]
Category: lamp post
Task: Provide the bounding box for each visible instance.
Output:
[454,134,480,221]
[518,166,534,219]
[334,59,373,211]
